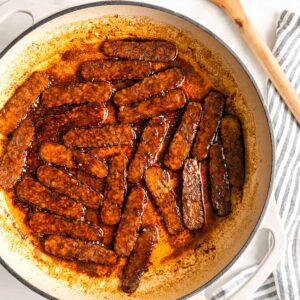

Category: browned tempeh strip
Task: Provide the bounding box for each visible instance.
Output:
[102,40,177,62]
[114,67,184,106]
[128,116,168,183]
[121,226,159,293]
[42,82,112,108]
[145,166,183,235]
[0,119,34,188]
[114,187,147,256]
[193,91,225,161]
[16,178,84,219]
[209,144,231,216]
[182,159,205,230]
[44,235,117,265]
[118,89,186,124]
[39,142,108,178]
[6,120,34,161]
[63,124,135,148]
[220,115,245,187]
[37,165,102,209]
[0,72,48,135]
[88,145,133,160]
[29,212,102,241]
[164,102,202,170]
[101,155,127,225]
[80,59,151,81]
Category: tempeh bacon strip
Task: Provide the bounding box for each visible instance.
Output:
[209,144,231,216]
[114,67,184,106]
[0,72,48,135]
[121,226,159,293]
[164,102,202,170]
[182,159,205,230]
[29,212,102,241]
[17,177,84,219]
[0,119,34,188]
[220,115,245,187]
[114,187,147,256]
[44,235,117,265]
[127,116,168,183]
[37,165,102,209]
[80,59,151,81]
[193,91,225,161]
[42,82,112,108]
[118,89,186,124]
[102,40,177,62]
[63,124,135,148]
[101,155,127,225]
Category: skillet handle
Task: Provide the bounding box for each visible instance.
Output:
[0,0,64,24]
[189,198,285,300]
[228,199,285,300]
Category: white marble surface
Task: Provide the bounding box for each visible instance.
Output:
[0,0,299,299]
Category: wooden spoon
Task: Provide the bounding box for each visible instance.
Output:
[209,0,300,124]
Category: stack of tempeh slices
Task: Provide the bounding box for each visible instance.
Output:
[0,39,244,294]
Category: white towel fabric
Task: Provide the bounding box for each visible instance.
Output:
[211,10,300,300]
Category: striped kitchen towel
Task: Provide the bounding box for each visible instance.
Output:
[211,10,300,300]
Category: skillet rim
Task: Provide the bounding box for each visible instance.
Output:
[0,1,275,299]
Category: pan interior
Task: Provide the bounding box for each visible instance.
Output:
[0,6,272,300]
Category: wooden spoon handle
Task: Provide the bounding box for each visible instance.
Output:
[211,0,300,123]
